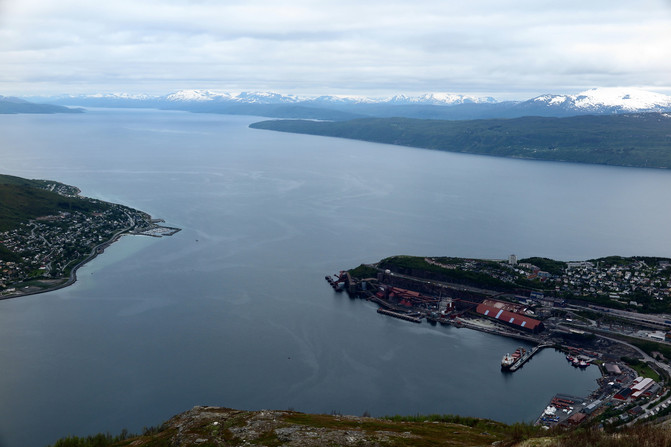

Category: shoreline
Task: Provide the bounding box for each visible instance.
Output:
[334,270,671,427]
[0,223,180,301]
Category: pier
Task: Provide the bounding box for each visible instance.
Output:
[325,273,346,292]
[376,308,422,323]
[508,343,550,372]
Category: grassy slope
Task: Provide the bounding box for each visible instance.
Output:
[250,113,671,169]
[377,255,524,291]
[0,174,107,231]
[47,408,534,447]
[46,407,671,447]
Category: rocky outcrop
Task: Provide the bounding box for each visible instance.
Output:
[124,406,506,446]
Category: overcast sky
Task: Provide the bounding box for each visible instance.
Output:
[1,0,670,99]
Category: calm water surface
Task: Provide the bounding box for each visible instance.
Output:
[2,109,670,446]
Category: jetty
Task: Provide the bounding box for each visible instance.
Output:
[376,308,422,323]
[508,343,550,372]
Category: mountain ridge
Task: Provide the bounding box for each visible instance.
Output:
[23,87,671,120]
[33,86,669,107]
[0,96,83,114]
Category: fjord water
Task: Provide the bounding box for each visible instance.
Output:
[1,109,670,447]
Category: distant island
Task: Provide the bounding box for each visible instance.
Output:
[250,113,671,169]
[0,174,179,299]
[0,95,83,114]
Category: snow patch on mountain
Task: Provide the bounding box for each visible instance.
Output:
[533,94,570,106]
[165,90,232,102]
[386,92,497,105]
[233,91,303,104]
[308,95,376,104]
[164,90,307,104]
[83,92,155,100]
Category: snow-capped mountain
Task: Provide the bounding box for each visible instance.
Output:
[529,87,671,114]
[384,93,497,105]
[49,92,156,101]
[234,91,303,104]
[307,95,376,105]
[165,90,232,102]
[160,90,497,106]
[29,87,671,120]
[162,90,310,104]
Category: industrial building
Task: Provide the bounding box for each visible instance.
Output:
[475,302,544,333]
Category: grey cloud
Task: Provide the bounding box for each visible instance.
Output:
[0,0,669,97]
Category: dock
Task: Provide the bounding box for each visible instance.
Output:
[535,394,587,426]
[508,343,549,372]
[376,308,422,323]
[325,273,345,292]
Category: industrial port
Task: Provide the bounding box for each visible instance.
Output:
[325,258,671,429]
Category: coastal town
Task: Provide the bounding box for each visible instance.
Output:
[328,254,671,430]
[0,183,179,298]
[422,254,671,313]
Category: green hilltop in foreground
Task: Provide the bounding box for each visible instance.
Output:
[250,113,671,169]
[47,405,671,447]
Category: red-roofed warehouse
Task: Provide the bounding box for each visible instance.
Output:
[476,303,544,333]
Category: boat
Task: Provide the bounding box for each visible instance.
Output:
[501,353,515,369]
[501,347,526,370]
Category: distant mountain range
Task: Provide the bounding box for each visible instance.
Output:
[16,87,671,120]
[38,90,498,106]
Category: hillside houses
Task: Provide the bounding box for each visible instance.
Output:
[0,206,149,292]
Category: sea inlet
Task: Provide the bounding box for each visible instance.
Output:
[2,108,667,446]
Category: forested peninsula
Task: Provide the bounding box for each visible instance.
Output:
[250,112,671,169]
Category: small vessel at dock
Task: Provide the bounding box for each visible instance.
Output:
[567,354,590,368]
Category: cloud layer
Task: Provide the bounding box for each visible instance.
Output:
[1,0,670,98]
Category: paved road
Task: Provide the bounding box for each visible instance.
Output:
[557,322,671,379]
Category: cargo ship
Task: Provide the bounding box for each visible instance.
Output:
[501,347,526,370]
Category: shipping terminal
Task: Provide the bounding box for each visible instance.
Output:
[325,255,671,429]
